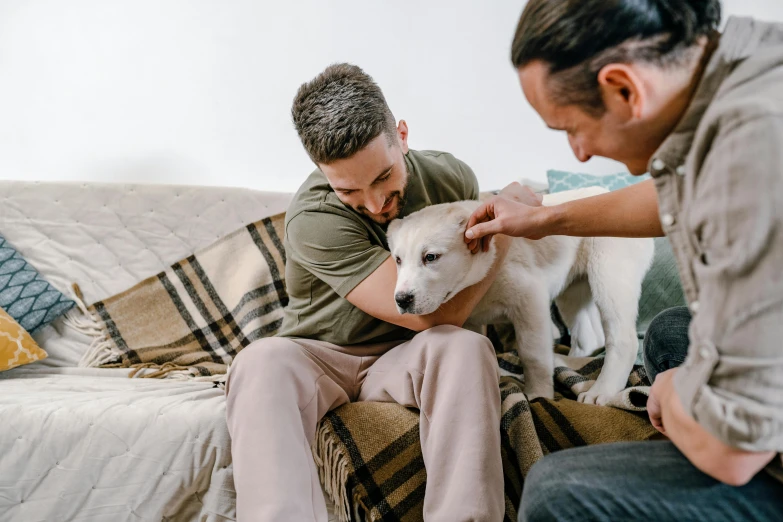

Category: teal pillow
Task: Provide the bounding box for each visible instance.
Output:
[544,169,685,362]
[0,234,75,333]
[547,169,650,193]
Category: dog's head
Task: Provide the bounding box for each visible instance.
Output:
[387,201,496,315]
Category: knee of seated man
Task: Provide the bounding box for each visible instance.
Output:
[421,325,496,366]
[645,307,690,346]
[229,337,304,387]
[643,306,690,376]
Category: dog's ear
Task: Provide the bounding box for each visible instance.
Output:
[445,203,472,230]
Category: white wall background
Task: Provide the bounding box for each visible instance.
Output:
[1,0,782,193]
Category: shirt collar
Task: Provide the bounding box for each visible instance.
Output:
[649,17,763,175]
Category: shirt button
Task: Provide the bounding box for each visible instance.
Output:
[690,300,700,313]
[661,213,675,227]
[699,346,711,359]
[651,158,666,171]
[676,165,687,176]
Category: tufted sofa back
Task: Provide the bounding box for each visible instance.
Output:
[0,181,292,304]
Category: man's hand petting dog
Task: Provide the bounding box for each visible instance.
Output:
[465,182,544,254]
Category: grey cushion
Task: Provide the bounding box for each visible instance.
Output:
[635,237,687,357]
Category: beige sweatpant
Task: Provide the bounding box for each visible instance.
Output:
[225,325,504,522]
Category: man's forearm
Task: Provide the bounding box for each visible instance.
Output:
[539,179,664,238]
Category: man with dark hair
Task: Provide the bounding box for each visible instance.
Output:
[464,0,783,520]
[226,63,513,521]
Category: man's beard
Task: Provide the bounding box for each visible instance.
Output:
[357,164,412,225]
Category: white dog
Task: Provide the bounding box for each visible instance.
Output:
[387,187,654,404]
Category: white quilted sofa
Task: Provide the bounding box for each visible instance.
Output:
[0,181,341,522]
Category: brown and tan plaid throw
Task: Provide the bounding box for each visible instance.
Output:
[314,327,657,522]
[75,213,287,379]
[73,213,658,521]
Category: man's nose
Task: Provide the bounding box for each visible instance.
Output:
[568,135,592,163]
[365,191,386,214]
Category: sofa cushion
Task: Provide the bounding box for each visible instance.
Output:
[0,307,48,372]
[546,169,650,193]
[0,234,74,333]
[637,237,687,336]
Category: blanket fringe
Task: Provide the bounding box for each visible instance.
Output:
[312,420,352,522]
[113,363,229,383]
[79,337,122,368]
[189,373,228,384]
[62,283,123,368]
[127,362,191,379]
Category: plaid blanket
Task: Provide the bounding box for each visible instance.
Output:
[71,211,658,520]
[73,213,287,379]
[315,343,657,522]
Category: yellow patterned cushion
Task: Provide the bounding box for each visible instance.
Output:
[0,307,47,371]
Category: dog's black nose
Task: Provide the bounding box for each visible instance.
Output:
[395,292,415,309]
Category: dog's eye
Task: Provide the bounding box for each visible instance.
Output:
[424,253,440,263]
[395,256,401,265]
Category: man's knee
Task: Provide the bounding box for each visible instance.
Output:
[232,337,302,368]
[643,306,691,382]
[645,306,690,343]
[228,337,304,392]
[419,325,496,366]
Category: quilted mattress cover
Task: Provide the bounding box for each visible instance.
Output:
[0,181,338,521]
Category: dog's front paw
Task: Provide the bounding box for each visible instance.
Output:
[577,388,614,406]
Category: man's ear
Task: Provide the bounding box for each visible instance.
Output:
[597,63,644,119]
[397,120,409,154]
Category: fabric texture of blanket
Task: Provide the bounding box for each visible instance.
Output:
[314,338,657,522]
[73,214,287,380]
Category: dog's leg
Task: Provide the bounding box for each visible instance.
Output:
[580,256,643,405]
[510,283,555,401]
[555,280,603,357]
[587,299,605,350]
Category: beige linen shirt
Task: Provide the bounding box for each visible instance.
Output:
[650,17,783,478]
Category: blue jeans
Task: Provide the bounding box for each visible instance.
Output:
[518,307,783,522]
[642,305,691,383]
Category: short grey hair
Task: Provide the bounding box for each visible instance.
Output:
[292,63,397,164]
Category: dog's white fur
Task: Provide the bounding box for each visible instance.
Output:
[387,187,654,404]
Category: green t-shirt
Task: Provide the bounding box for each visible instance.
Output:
[278,149,479,346]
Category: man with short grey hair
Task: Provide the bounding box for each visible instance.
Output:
[226,63,513,522]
